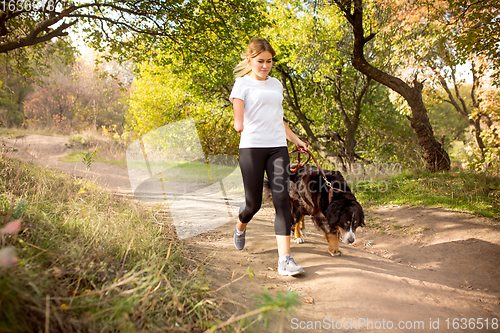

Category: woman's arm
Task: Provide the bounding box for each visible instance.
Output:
[233,98,244,132]
[284,121,309,150]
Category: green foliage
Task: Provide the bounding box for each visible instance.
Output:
[262,0,421,165]
[123,0,426,167]
[459,87,500,172]
[426,88,470,146]
[126,63,190,136]
[82,147,101,171]
[266,0,345,74]
[123,0,268,157]
[461,132,500,174]
[254,288,301,312]
[356,169,500,219]
[11,199,27,220]
[0,54,30,127]
[357,88,420,164]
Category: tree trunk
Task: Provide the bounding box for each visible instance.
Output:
[407,92,451,171]
[470,119,486,153]
[333,0,451,172]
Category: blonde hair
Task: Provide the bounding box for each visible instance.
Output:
[234,39,276,78]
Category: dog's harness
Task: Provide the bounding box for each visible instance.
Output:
[289,148,349,204]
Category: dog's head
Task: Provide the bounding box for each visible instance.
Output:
[325,194,365,245]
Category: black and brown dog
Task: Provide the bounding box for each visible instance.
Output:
[265,164,365,256]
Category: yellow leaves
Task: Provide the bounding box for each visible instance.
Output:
[127,63,192,135]
[389,90,412,117]
[74,179,99,195]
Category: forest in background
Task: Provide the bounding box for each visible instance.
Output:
[0,0,499,173]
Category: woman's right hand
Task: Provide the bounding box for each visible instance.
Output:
[233,98,245,133]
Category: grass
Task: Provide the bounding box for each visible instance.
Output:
[0,156,215,332]
[355,169,500,220]
[59,149,128,168]
[0,155,299,332]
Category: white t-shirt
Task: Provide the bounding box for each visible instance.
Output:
[229,75,287,148]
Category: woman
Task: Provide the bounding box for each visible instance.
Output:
[229,38,308,276]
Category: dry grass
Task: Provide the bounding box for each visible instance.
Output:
[0,156,216,332]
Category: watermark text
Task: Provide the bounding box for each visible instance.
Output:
[290,317,499,330]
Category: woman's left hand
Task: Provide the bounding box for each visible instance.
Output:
[296,140,309,152]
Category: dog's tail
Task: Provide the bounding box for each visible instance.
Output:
[263,177,273,205]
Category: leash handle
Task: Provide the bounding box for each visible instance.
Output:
[289,148,311,172]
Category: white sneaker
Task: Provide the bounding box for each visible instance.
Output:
[278,255,304,276]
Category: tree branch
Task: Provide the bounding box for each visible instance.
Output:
[432,67,468,119]
[353,77,371,128]
[0,19,76,53]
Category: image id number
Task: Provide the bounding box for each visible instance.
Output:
[2,0,55,12]
[446,318,499,330]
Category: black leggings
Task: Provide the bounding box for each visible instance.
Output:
[238,147,292,236]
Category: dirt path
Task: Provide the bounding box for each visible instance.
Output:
[1,134,132,195]
[3,134,500,332]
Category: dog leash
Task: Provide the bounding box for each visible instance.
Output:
[289,148,311,172]
[289,148,350,203]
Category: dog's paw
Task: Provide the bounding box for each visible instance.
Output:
[294,237,305,244]
[329,250,342,257]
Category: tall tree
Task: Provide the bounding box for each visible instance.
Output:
[331,0,451,171]
[397,0,498,160]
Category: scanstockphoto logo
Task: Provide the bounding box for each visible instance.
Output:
[346,162,403,178]
[126,118,244,239]
[345,162,403,193]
